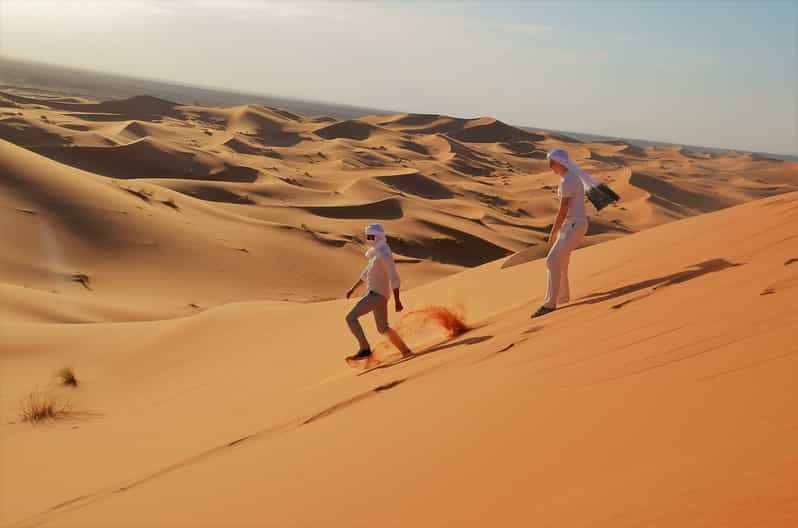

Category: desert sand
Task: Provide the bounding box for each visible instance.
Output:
[1,90,797,527]
[2,89,796,322]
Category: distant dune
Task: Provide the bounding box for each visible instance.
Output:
[0,56,390,120]
[2,88,796,323]
[313,119,384,141]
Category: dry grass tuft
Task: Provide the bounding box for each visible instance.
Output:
[71,273,92,290]
[19,390,73,423]
[57,367,79,388]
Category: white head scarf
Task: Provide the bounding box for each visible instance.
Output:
[364,223,388,257]
[547,149,601,191]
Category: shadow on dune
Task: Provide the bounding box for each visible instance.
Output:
[397,139,430,156]
[362,335,494,375]
[313,120,379,141]
[32,140,260,182]
[377,172,454,200]
[239,129,303,148]
[425,334,494,354]
[388,221,512,267]
[167,183,256,204]
[305,197,403,220]
[569,258,744,310]
[630,172,734,213]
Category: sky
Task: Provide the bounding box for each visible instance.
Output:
[1,0,796,155]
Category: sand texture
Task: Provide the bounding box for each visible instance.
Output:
[2,90,797,527]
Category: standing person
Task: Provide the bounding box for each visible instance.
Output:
[345,223,412,361]
[531,149,590,318]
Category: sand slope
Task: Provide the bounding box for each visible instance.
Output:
[2,88,797,526]
[2,192,797,527]
[0,139,458,321]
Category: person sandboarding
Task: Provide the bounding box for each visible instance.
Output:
[531,148,619,318]
[345,223,412,366]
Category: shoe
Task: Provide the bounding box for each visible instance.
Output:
[531,305,555,318]
[351,348,372,360]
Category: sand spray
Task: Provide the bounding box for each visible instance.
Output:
[373,304,469,355]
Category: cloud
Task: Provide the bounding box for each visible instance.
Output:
[501,22,553,34]
[192,0,315,16]
[188,0,348,21]
[190,0,360,24]
[0,0,177,25]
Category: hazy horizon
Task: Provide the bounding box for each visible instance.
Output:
[1,0,796,155]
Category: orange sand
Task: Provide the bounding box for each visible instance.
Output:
[1,89,797,527]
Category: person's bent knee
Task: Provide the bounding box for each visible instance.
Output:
[546,253,560,270]
[345,311,358,325]
[376,322,391,335]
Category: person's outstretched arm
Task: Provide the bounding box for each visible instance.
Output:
[549,197,571,246]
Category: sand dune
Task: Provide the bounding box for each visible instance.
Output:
[447,117,542,143]
[0,139,460,320]
[2,89,795,324]
[629,170,736,213]
[31,138,261,182]
[437,134,500,176]
[619,143,648,157]
[224,105,305,147]
[377,171,454,200]
[3,191,796,527]
[0,91,178,118]
[367,113,546,144]
[2,88,797,526]
[369,112,467,133]
[313,119,383,141]
[217,135,281,158]
[304,197,404,220]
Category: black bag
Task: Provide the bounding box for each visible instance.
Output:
[586,183,621,212]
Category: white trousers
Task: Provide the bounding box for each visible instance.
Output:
[544,218,588,308]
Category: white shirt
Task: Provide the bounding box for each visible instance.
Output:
[360,244,401,298]
[558,171,587,220]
